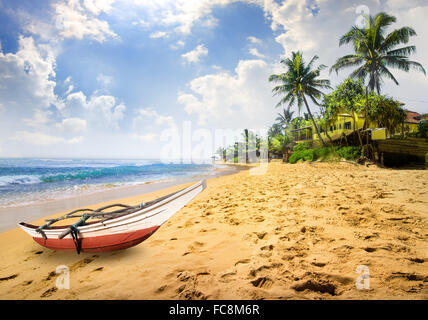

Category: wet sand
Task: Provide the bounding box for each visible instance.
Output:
[0,161,427,299]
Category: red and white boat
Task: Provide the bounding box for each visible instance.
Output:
[19,180,206,253]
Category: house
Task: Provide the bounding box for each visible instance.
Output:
[291,109,421,146]
[403,111,421,133]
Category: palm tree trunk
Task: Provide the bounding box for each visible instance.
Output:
[302,94,326,146]
[353,115,364,147]
[244,129,249,164]
[363,86,369,130]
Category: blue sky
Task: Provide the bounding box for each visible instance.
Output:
[0,0,427,159]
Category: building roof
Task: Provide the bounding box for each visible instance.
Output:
[405,111,421,124]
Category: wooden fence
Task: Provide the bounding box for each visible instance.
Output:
[376,137,428,162]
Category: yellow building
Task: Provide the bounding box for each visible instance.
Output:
[291,110,421,146]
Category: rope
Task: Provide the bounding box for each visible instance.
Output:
[69,225,82,254]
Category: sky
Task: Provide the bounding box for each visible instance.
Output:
[0,0,427,159]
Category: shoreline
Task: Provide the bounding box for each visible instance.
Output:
[0,161,426,300]
[0,164,244,232]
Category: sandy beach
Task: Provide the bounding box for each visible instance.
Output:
[0,161,427,300]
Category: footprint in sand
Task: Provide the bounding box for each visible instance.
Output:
[40,287,57,298]
[254,232,268,240]
[407,257,425,264]
[22,280,33,286]
[45,271,56,281]
[92,267,104,272]
[219,270,237,283]
[292,279,337,296]
[70,255,98,272]
[0,274,18,282]
[249,263,283,278]
[235,259,250,266]
[183,242,205,256]
[251,277,274,289]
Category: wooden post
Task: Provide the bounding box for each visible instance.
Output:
[425,152,428,169]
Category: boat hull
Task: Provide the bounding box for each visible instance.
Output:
[19,180,206,253]
[32,226,160,253]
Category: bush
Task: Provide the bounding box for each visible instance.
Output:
[417,121,428,138]
[314,146,338,159]
[289,149,314,163]
[293,142,311,152]
[336,146,362,160]
[288,145,362,164]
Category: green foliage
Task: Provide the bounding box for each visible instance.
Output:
[417,121,428,138]
[336,146,362,160]
[289,149,314,164]
[289,146,362,164]
[269,51,331,146]
[331,12,426,93]
[367,94,406,134]
[321,78,365,122]
[314,146,336,159]
[291,116,310,129]
[321,78,406,137]
[293,142,311,152]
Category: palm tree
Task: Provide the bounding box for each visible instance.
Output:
[276,106,295,129]
[244,129,249,163]
[331,12,426,93]
[268,123,283,137]
[269,51,332,146]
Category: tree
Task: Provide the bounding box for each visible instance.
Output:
[331,12,426,93]
[275,106,295,130]
[268,123,283,137]
[216,147,226,162]
[244,129,249,163]
[367,94,406,136]
[269,51,332,146]
[323,78,366,146]
[269,131,293,162]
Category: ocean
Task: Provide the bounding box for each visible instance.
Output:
[0,159,220,208]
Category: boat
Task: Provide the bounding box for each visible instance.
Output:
[18,180,206,254]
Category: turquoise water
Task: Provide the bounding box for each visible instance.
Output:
[0,159,217,207]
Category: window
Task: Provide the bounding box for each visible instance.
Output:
[344,122,351,130]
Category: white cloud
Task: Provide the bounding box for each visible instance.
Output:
[132,19,150,28]
[96,73,113,87]
[178,59,278,128]
[12,131,84,146]
[56,117,87,133]
[249,47,265,59]
[149,31,169,39]
[247,36,262,45]
[170,40,185,50]
[83,0,116,15]
[53,0,118,43]
[134,108,176,128]
[124,0,250,35]
[181,44,208,64]
[64,92,126,129]
[0,36,59,113]
[22,109,52,129]
[131,133,157,143]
